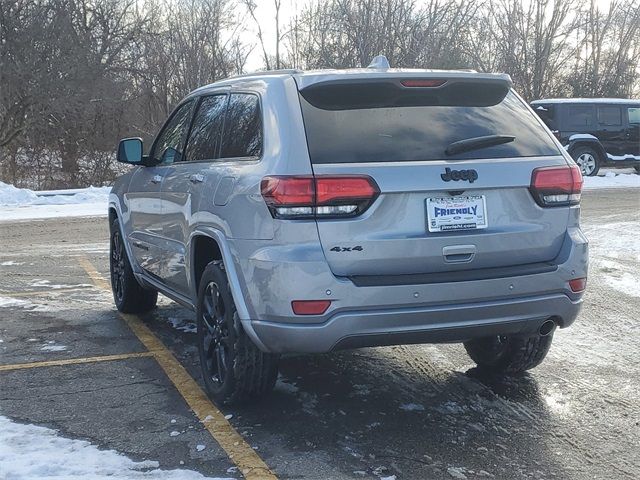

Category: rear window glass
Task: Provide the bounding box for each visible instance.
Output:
[220,93,262,159]
[567,105,594,127]
[628,107,640,124]
[597,106,622,126]
[299,86,560,164]
[532,104,556,129]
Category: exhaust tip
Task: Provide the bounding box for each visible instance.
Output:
[539,319,556,337]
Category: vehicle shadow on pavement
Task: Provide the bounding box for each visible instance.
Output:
[145,301,569,479]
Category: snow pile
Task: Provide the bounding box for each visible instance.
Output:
[583,170,640,190]
[0,182,39,206]
[0,415,229,479]
[0,181,110,221]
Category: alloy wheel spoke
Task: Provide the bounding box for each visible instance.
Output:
[201,281,228,384]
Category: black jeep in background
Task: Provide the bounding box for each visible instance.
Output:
[531,98,640,176]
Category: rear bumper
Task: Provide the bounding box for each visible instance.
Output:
[232,224,588,354]
[248,293,581,353]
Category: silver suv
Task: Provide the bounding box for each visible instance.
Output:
[109,58,588,404]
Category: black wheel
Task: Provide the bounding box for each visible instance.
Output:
[463,333,554,374]
[634,166,640,174]
[110,218,157,313]
[571,145,600,176]
[197,261,278,405]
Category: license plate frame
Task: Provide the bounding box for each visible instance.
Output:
[426,195,488,233]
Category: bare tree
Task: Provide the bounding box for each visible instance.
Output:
[569,0,640,97]
[1,0,639,188]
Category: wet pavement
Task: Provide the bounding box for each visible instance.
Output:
[0,189,639,480]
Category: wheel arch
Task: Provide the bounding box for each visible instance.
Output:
[189,229,268,351]
[189,229,251,322]
[568,139,606,163]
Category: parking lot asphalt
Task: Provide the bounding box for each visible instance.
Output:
[1,189,639,480]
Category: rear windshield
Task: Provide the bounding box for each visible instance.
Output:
[299,83,560,164]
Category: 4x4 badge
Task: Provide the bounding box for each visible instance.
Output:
[441,167,478,183]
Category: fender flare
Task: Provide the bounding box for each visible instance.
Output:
[566,135,606,162]
[188,227,252,322]
[188,227,269,351]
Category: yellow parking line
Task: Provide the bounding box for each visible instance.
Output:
[0,352,154,372]
[78,256,277,480]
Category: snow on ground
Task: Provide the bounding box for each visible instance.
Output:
[0,181,110,222]
[0,296,28,308]
[582,169,640,190]
[584,221,640,298]
[0,415,229,480]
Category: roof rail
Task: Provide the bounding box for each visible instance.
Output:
[226,68,304,81]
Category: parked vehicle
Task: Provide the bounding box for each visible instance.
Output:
[110,57,588,405]
[531,98,640,176]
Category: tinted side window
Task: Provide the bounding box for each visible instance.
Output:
[566,105,594,127]
[184,95,227,162]
[628,107,640,124]
[152,101,194,164]
[220,94,262,159]
[597,106,622,126]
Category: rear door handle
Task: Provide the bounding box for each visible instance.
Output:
[151,175,162,184]
[189,173,205,184]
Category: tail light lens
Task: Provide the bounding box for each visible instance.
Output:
[569,277,587,293]
[530,165,582,207]
[261,175,379,219]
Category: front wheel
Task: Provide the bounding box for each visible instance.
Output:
[571,146,601,176]
[464,333,554,374]
[197,261,279,405]
[110,219,157,313]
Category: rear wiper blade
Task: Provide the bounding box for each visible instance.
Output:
[445,134,515,156]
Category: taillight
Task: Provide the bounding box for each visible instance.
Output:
[261,175,379,219]
[530,165,582,207]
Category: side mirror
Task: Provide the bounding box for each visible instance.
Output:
[117,138,143,164]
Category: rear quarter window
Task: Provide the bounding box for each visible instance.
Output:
[532,104,557,129]
[299,85,560,164]
[220,93,262,159]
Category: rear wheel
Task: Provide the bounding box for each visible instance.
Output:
[464,333,554,374]
[571,145,600,176]
[110,219,157,313]
[634,166,640,174]
[197,261,279,405]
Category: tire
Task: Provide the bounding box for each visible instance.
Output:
[634,166,640,174]
[110,218,157,313]
[463,333,554,374]
[196,261,279,405]
[571,145,600,176]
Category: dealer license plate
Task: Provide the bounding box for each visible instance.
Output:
[426,195,488,232]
